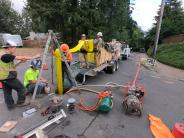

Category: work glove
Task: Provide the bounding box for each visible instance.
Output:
[80,49,87,54]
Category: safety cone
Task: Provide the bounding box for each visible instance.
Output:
[172,123,184,138]
[42,64,48,70]
[0,82,2,89]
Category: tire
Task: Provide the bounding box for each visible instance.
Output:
[121,55,127,60]
[115,60,119,71]
[105,62,116,74]
[76,73,84,83]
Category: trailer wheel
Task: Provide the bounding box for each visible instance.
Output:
[122,55,127,60]
[105,62,116,74]
[76,73,84,83]
[116,60,119,71]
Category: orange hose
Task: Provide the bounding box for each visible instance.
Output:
[78,91,111,111]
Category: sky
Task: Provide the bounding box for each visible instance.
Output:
[131,0,162,31]
[131,0,184,31]
[11,0,184,32]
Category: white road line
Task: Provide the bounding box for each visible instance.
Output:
[163,81,174,84]
[151,75,161,79]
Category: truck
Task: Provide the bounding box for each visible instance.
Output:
[69,39,122,84]
[0,33,23,47]
[121,44,131,60]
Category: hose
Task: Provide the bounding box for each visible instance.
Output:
[65,87,99,95]
[65,88,112,112]
[78,91,112,111]
[77,82,128,89]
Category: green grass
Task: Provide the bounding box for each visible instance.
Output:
[147,42,184,69]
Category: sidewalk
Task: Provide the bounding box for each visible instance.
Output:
[134,53,184,81]
[157,62,184,81]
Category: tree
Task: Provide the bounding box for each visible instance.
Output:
[0,0,20,34]
[145,0,184,47]
[18,8,33,38]
[25,0,143,49]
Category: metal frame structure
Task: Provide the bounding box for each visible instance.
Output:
[31,30,78,102]
[16,110,67,138]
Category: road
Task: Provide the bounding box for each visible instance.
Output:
[0,53,184,138]
[47,53,184,138]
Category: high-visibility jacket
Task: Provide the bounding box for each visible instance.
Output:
[62,51,73,62]
[0,50,16,80]
[80,40,94,52]
[54,48,73,62]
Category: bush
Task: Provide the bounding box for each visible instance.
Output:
[147,42,184,69]
[147,47,153,56]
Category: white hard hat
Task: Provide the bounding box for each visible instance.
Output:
[81,34,86,37]
[97,32,103,37]
[2,40,17,48]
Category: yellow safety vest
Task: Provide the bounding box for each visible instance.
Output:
[81,40,94,52]
[0,50,16,80]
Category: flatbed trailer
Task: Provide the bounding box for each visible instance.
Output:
[72,59,119,84]
[70,44,122,84]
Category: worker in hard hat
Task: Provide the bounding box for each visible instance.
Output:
[94,32,105,49]
[79,34,89,69]
[24,59,49,96]
[0,41,40,110]
[93,32,105,66]
[60,44,74,91]
[60,43,73,62]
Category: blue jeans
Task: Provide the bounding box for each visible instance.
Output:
[27,83,46,95]
[2,78,25,108]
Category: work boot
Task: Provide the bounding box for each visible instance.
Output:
[16,100,30,107]
[86,64,90,69]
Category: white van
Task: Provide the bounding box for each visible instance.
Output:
[0,33,23,47]
[121,45,131,59]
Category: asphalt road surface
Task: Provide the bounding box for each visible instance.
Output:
[0,53,184,138]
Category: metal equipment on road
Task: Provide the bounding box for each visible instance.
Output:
[122,63,146,116]
[67,98,76,113]
[15,110,67,138]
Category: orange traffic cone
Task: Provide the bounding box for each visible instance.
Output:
[172,123,184,138]
[149,114,174,138]
[42,64,48,70]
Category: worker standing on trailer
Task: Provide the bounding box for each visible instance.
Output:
[24,59,49,96]
[60,44,74,91]
[79,34,89,68]
[94,32,105,66]
[0,41,40,110]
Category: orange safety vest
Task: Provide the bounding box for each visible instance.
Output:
[62,52,73,62]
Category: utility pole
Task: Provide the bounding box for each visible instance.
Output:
[152,0,165,57]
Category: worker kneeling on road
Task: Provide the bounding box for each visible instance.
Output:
[60,44,74,91]
[0,41,40,110]
[24,59,48,95]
